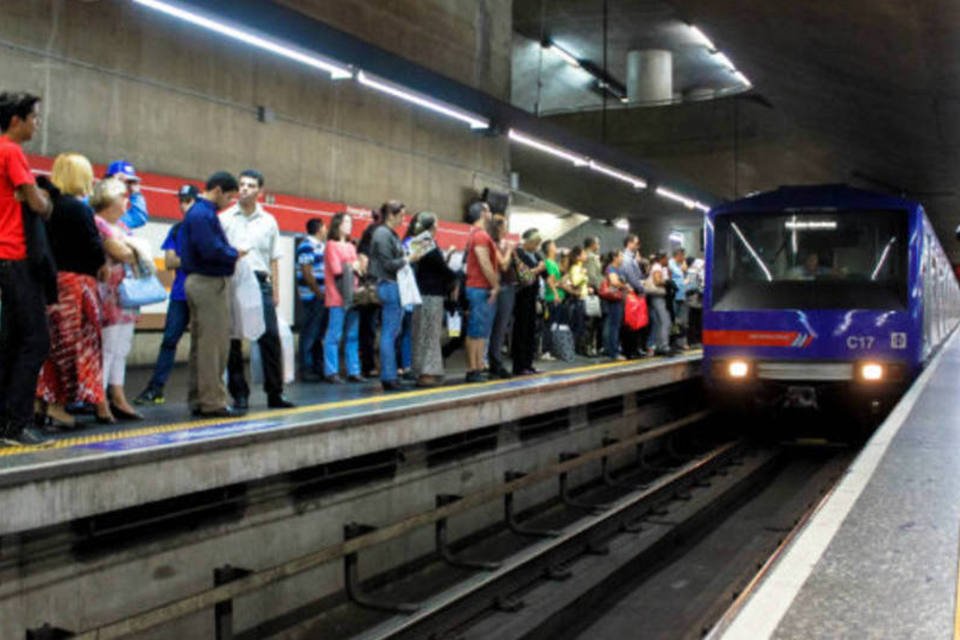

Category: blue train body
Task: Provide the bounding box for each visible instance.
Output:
[703,185,960,411]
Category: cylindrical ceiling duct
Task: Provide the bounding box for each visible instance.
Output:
[626,49,673,105]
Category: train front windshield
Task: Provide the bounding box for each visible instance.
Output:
[711,210,909,310]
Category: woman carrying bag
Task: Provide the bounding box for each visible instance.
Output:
[409,212,456,387]
[92,177,143,421]
[599,251,629,360]
[322,212,365,384]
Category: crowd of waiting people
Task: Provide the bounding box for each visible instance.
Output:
[0,91,702,447]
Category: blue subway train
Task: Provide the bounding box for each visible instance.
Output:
[702,184,960,414]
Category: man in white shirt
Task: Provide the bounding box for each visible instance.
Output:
[220,169,294,409]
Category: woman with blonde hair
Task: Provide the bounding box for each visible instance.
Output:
[91,177,142,420]
[34,153,108,427]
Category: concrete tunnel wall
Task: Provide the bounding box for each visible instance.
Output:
[0,0,513,220]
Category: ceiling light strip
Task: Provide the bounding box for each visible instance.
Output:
[133,0,352,79]
[656,186,710,212]
[357,71,489,129]
[588,160,647,189]
[547,43,581,68]
[508,129,589,166]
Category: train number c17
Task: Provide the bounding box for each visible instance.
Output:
[846,335,875,349]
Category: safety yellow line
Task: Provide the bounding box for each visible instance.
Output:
[0,354,697,458]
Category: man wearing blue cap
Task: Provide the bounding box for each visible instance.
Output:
[105,160,149,229]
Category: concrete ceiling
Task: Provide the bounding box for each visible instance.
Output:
[510,0,960,256]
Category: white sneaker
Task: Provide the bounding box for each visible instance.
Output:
[540,352,556,361]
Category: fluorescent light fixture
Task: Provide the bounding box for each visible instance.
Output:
[620,96,630,104]
[712,51,736,70]
[668,231,685,243]
[656,186,697,209]
[689,25,716,51]
[133,0,352,79]
[508,129,588,166]
[614,218,630,231]
[730,221,773,281]
[733,71,752,87]
[784,220,838,230]
[357,71,489,129]
[547,43,581,68]
[588,160,646,189]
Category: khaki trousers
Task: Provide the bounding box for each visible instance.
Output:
[185,274,230,412]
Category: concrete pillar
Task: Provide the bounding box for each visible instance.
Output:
[626,49,673,105]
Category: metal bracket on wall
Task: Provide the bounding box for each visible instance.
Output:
[214,564,253,640]
[343,523,420,613]
[435,494,501,571]
[504,471,560,538]
[558,452,609,513]
[25,625,74,640]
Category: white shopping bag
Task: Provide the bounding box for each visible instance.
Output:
[397,263,422,307]
[446,311,462,338]
[231,259,265,341]
[250,315,296,385]
[278,314,295,384]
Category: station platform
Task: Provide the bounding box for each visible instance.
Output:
[0,352,701,537]
[712,330,960,639]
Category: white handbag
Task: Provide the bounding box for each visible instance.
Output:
[397,262,422,307]
[584,294,602,318]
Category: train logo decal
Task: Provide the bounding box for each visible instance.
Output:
[703,330,814,348]
[891,332,908,349]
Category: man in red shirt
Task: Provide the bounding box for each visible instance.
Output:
[0,92,53,446]
[463,200,500,383]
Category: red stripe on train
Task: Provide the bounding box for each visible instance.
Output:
[703,330,801,347]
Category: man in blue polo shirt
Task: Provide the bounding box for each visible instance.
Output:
[181,172,242,418]
[296,217,327,381]
[135,184,199,405]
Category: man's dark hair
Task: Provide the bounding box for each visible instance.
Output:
[583,236,599,250]
[673,246,686,257]
[0,92,41,132]
[540,239,554,255]
[239,169,264,188]
[522,228,540,241]
[623,233,639,248]
[465,199,488,224]
[306,217,324,235]
[205,171,239,193]
[380,200,405,220]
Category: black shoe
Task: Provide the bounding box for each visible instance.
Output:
[347,374,366,383]
[300,371,322,383]
[492,367,513,379]
[324,375,344,384]
[109,404,144,421]
[134,386,165,405]
[465,370,484,383]
[198,407,244,419]
[268,395,295,409]
[400,371,417,382]
[233,397,249,411]
[381,380,404,391]
[7,424,54,447]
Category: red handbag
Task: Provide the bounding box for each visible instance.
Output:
[598,278,623,302]
[623,293,649,330]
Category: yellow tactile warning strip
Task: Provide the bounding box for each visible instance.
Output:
[0,355,696,458]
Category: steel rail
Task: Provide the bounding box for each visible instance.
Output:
[71,409,711,640]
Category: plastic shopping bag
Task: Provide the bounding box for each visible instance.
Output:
[624,293,649,330]
[446,311,462,338]
[278,314,295,384]
[397,263,422,307]
[231,259,265,341]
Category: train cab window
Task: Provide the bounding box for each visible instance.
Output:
[712,210,909,310]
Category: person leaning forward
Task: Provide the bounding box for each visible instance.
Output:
[180,171,243,418]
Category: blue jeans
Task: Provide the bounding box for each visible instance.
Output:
[603,300,623,358]
[378,281,403,382]
[299,297,327,375]
[323,306,360,377]
[399,308,413,371]
[147,299,190,390]
[646,296,670,351]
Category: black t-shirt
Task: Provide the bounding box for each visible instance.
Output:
[46,188,106,277]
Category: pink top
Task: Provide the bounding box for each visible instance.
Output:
[324,240,359,308]
[95,215,137,326]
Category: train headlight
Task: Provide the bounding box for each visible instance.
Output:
[728,360,750,379]
[860,362,884,381]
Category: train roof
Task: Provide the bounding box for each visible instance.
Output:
[708,184,920,217]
